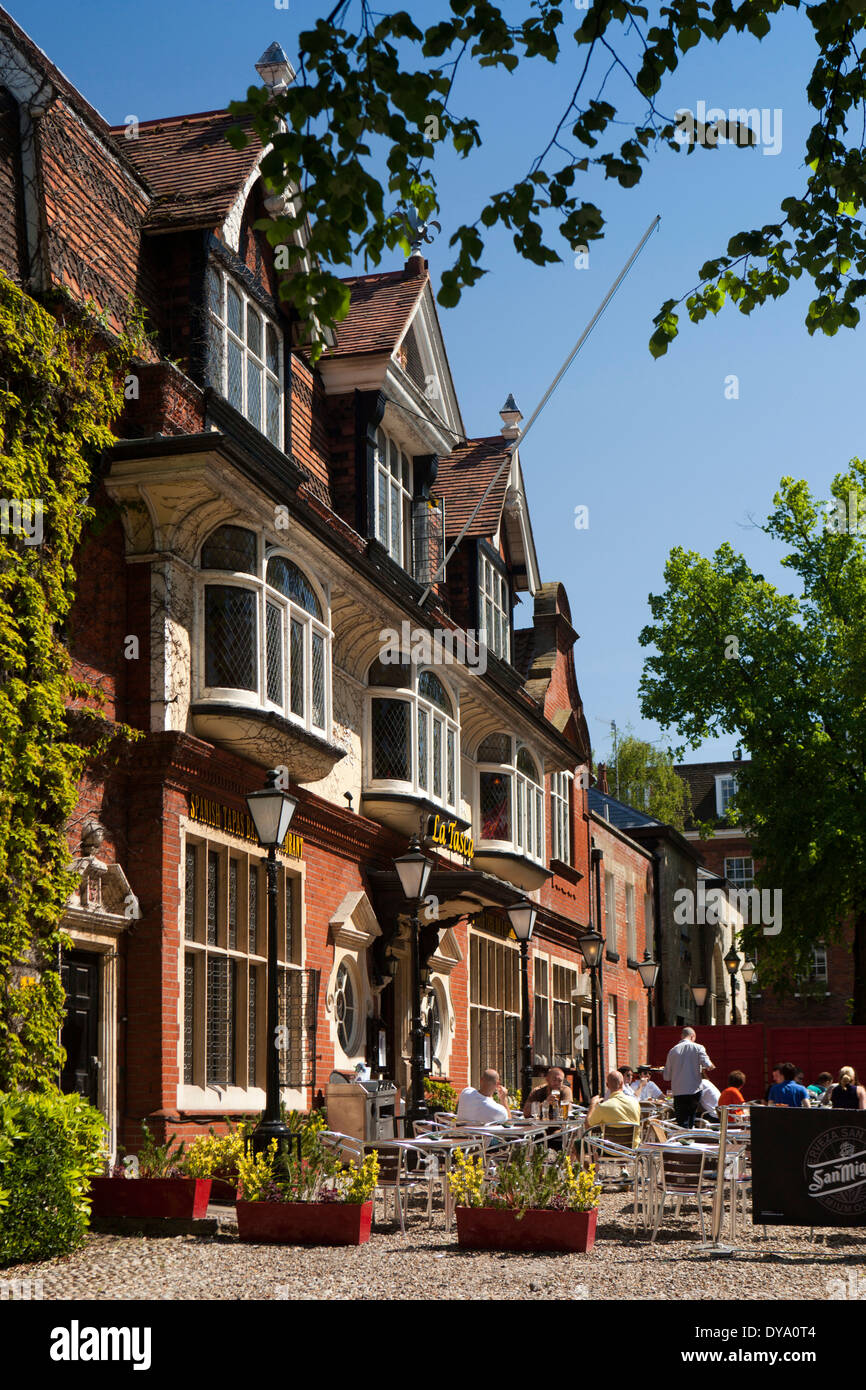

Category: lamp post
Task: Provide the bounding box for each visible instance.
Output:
[690,983,709,1025]
[393,835,433,1126]
[723,945,741,1024]
[577,928,604,1098]
[507,897,537,1107]
[245,768,298,1156]
[740,958,757,1023]
[636,950,659,1036]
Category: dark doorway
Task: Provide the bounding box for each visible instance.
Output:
[60,950,100,1107]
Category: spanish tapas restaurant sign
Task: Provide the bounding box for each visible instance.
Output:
[751,1108,866,1226]
[188,794,303,860]
[426,813,474,863]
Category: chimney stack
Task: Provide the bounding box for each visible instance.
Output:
[597,762,610,795]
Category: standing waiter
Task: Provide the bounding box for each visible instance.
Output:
[663,1027,715,1128]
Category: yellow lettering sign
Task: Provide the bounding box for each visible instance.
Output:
[187,794,302,859]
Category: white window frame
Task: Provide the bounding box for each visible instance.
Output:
[808,944,828,985]
[366,667,460,814]
[478,550,510,661]
[724,856,754,890]
[476,735,545,865]
[625,882,637,961]
[374,426,413,570]
[550,771,572,865]
[604,871,617,954]
[715,774,738,817]
[198,528,332,739]
[206,265,283,447]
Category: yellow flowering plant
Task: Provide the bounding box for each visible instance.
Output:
[343,1151,379,1204]
[184,1126,245,1180]
[449,1146,602,1217]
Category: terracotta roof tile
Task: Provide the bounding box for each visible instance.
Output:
[326,269,427,357]
[433,436,512,537]
[109,111,261,231]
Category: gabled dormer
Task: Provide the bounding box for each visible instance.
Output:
[432,396,540,665]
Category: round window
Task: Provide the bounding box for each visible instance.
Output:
[335,961,357,1053]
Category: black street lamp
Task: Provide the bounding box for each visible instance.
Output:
[577,928,604,1097]
[724,945,741,1024]
[393,835,433,1126]
[740,958,757,1022]
[636,950,659,1033]
[245,768,298,1157]
[507,897,537,1107]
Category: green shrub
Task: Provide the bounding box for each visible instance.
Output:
[0,1088,106,1266]
[424,1077,458,1113]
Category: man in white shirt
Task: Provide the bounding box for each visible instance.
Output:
[698,1067,721,1120]
[663,1027,715,1129]
[456,1067,510,1125]
[630,1065,664,1102]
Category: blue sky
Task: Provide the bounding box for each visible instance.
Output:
[17,1,863,767]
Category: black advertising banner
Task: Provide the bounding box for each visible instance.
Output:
[751,1107,866,1226]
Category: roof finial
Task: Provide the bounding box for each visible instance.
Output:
[255,42,296,93]
[500,393,522,440]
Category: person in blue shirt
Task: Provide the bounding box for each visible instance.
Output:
[768,1061,812,1108]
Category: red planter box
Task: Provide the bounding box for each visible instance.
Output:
[236,1200,373,1245]
[88,1178,212,1220]
[208,1178,239,1204]
[455,1205,598,1253]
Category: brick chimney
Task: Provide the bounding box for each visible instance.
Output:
[597,763,610,795]
[404,252,427,278]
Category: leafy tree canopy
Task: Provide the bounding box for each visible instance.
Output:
[228,0,866,359]
[638,463,866,1020]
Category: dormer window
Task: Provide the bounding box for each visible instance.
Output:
[374,427,413,569]
[477,734,544,863]
[206,266,283,448]
[479,549,509,661]
[366,658,459,812]
[715,774,738,817]
[199,525,330,734]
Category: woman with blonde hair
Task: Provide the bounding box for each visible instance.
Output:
[830,1066,866,1110]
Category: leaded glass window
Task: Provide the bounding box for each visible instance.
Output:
[367,662,459,812]
[207,266,283,447]
[374,427,413,570]
[476,734,545,863]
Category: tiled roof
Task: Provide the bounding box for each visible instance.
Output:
[674,758,750,827]
[511,629,536,680]
[433,436,512,537]
[588,787,660,831]
[110,111,262,231]
[325,269,427,357]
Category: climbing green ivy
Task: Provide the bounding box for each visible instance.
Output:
[0,271,142,1090]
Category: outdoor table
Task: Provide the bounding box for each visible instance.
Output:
[636,1138,748,1233]
[375,1135,484,1235]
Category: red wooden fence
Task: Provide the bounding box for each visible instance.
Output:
[648,1025,866,1100]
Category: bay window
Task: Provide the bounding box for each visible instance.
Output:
[199,525,330,736]
[477,734,545,863]
[366,658,459,813]
[206,265,283,447]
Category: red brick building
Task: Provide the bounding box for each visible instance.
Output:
[675,756,852,1026]
[0,13,650,1152]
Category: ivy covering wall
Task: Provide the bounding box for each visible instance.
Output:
[0,270,138,1090]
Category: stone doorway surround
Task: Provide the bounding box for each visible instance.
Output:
[61,821,140,1162]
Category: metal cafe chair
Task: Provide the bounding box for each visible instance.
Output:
[650,1146,713,1243]
[582,1130,648,1231]
[319,1129,364,1167]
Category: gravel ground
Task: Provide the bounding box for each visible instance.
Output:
[9,1189,866,1302]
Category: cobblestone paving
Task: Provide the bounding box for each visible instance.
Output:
[10,1191,865,1301]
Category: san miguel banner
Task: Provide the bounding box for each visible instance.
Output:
[751,1107,866,1226]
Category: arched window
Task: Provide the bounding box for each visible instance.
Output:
[477,734,545,863]
[367,660,459,812]
[200,525,330,734]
